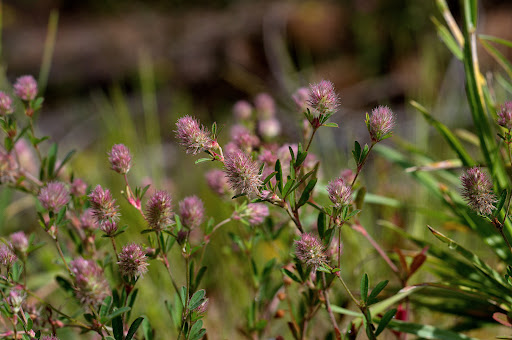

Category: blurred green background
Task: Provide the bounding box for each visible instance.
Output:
[2,0,512,338]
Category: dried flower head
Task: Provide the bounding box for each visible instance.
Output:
[89,185,120,224]
[0,92,13,115]
[497,101,512,130]
[38,181,70,212]
[327,177,352,208]
[118,243,149,280]
[13,75,38,101]
[71,178,88,197]
[0,244,17,267]
[254,93,276,119]
[307,80,340,116]
[0,151,17,184]
[69,257,109,307]
[205,169,232,197]
[258,118,281,139]
[10,232,29,255]
[224,150,262,196]
[233,100,252,120]
[175,116,216,155]
[108,144,132,174]
[80,209,98,232]
[460,167,497,215]
[366,106,395,143]
[8,288,25,313]
[295,233,326,270]
[41,335,59,340]
[246,203,269,226]
[146,190,173,230]
[179,195,205,229]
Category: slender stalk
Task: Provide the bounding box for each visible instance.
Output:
[304,127,318,153]
[110,237,120,262]
[352,223,399,273]
[350,143,375,188]
[54,238,71,275]
[335,272,359,307]
[321,273,340,336]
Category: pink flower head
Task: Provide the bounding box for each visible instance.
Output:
[13,75,38,101]
[0,91,13,115]
[89,185,120,225]
[258,118,281,139]
[108,144,132,174]
[179,195,205,229]
[10,232,29,254]
[307,80,340,116]
[146,190,173,230]
[460,167,497,215]
[205,169,232,197]
[118,243,149,280]
[100,220,118,236]
[327,177,352,208]
[38,181,70,212]
[295,233,326,270]
[292,87,310,112]
[254,93,276,119]
[224,150,262,196]
[246,203,269,226]
[175,115,216,155]
[71,178,88,197]
[69,257,109,307]
[0,244,16,267]
[498,101,512,130]
[8,288,25,313]
[233,100,253,120]
[230,125,259,151]
[80,209,98,232]
[366,106,395,143]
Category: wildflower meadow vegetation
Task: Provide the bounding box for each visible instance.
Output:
[2,0,512,339]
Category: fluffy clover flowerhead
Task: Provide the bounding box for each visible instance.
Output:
[246,203,269,226]
[13,75,38,101]
[175,115,216,155]
[231,125,259,151]
[38,181,70,212]
[146,190,173,230]
[295,233,326,270]
[0,244,17,267]
[118,243,149,280]
[89,185,120,225]
[69,257,109,307]
[497,101,512,130]
[108,144,132,174]
[0,92,13,115]
[366,106,395,143]
[460,167,497,215]
[179,196,205,229]
[205,169,232,197]
[10,232,29,255]
[307,80,340,116]
[224,150,262,196]
[233,100,253,120]
[71,178,88,197]
[327,177,352,208]
[80,209,98,232]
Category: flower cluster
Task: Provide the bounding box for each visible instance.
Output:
[498,101,512,130]
[327,177,352,208]
[146,190,173,230]
[118,243,149,280]
[224,150,262,196]
[13,75,38,101]
[366,106,395,143]
[307,80,340,116]
[460,167,497,216]
[38,181,70,213]
[89,185,120,232]
[179,196,205,229]
[295,233,326,270]
[69,257,110,307]
[108,144,132,174]
[175,115,217,155]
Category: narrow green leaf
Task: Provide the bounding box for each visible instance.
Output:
[323,122,338,128]
[54,149,76,176]
[113,315,124,340]
[317,212,326,240]
[367,280,389,305]
[494,189,507,217]
[46,143,58,179]
[179,286,187,308]
[188,290,206,311]
[352,141,362,164]
[106,307,131,321]
[125,317,144,340]
[195,158,212,164]
[375,308,397,336]
[360,273,369,304]
[297,178,317,207]
[386,319,478,340]
[431,16,463,60]
[281,268,301,283]
[480,39,512,80]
